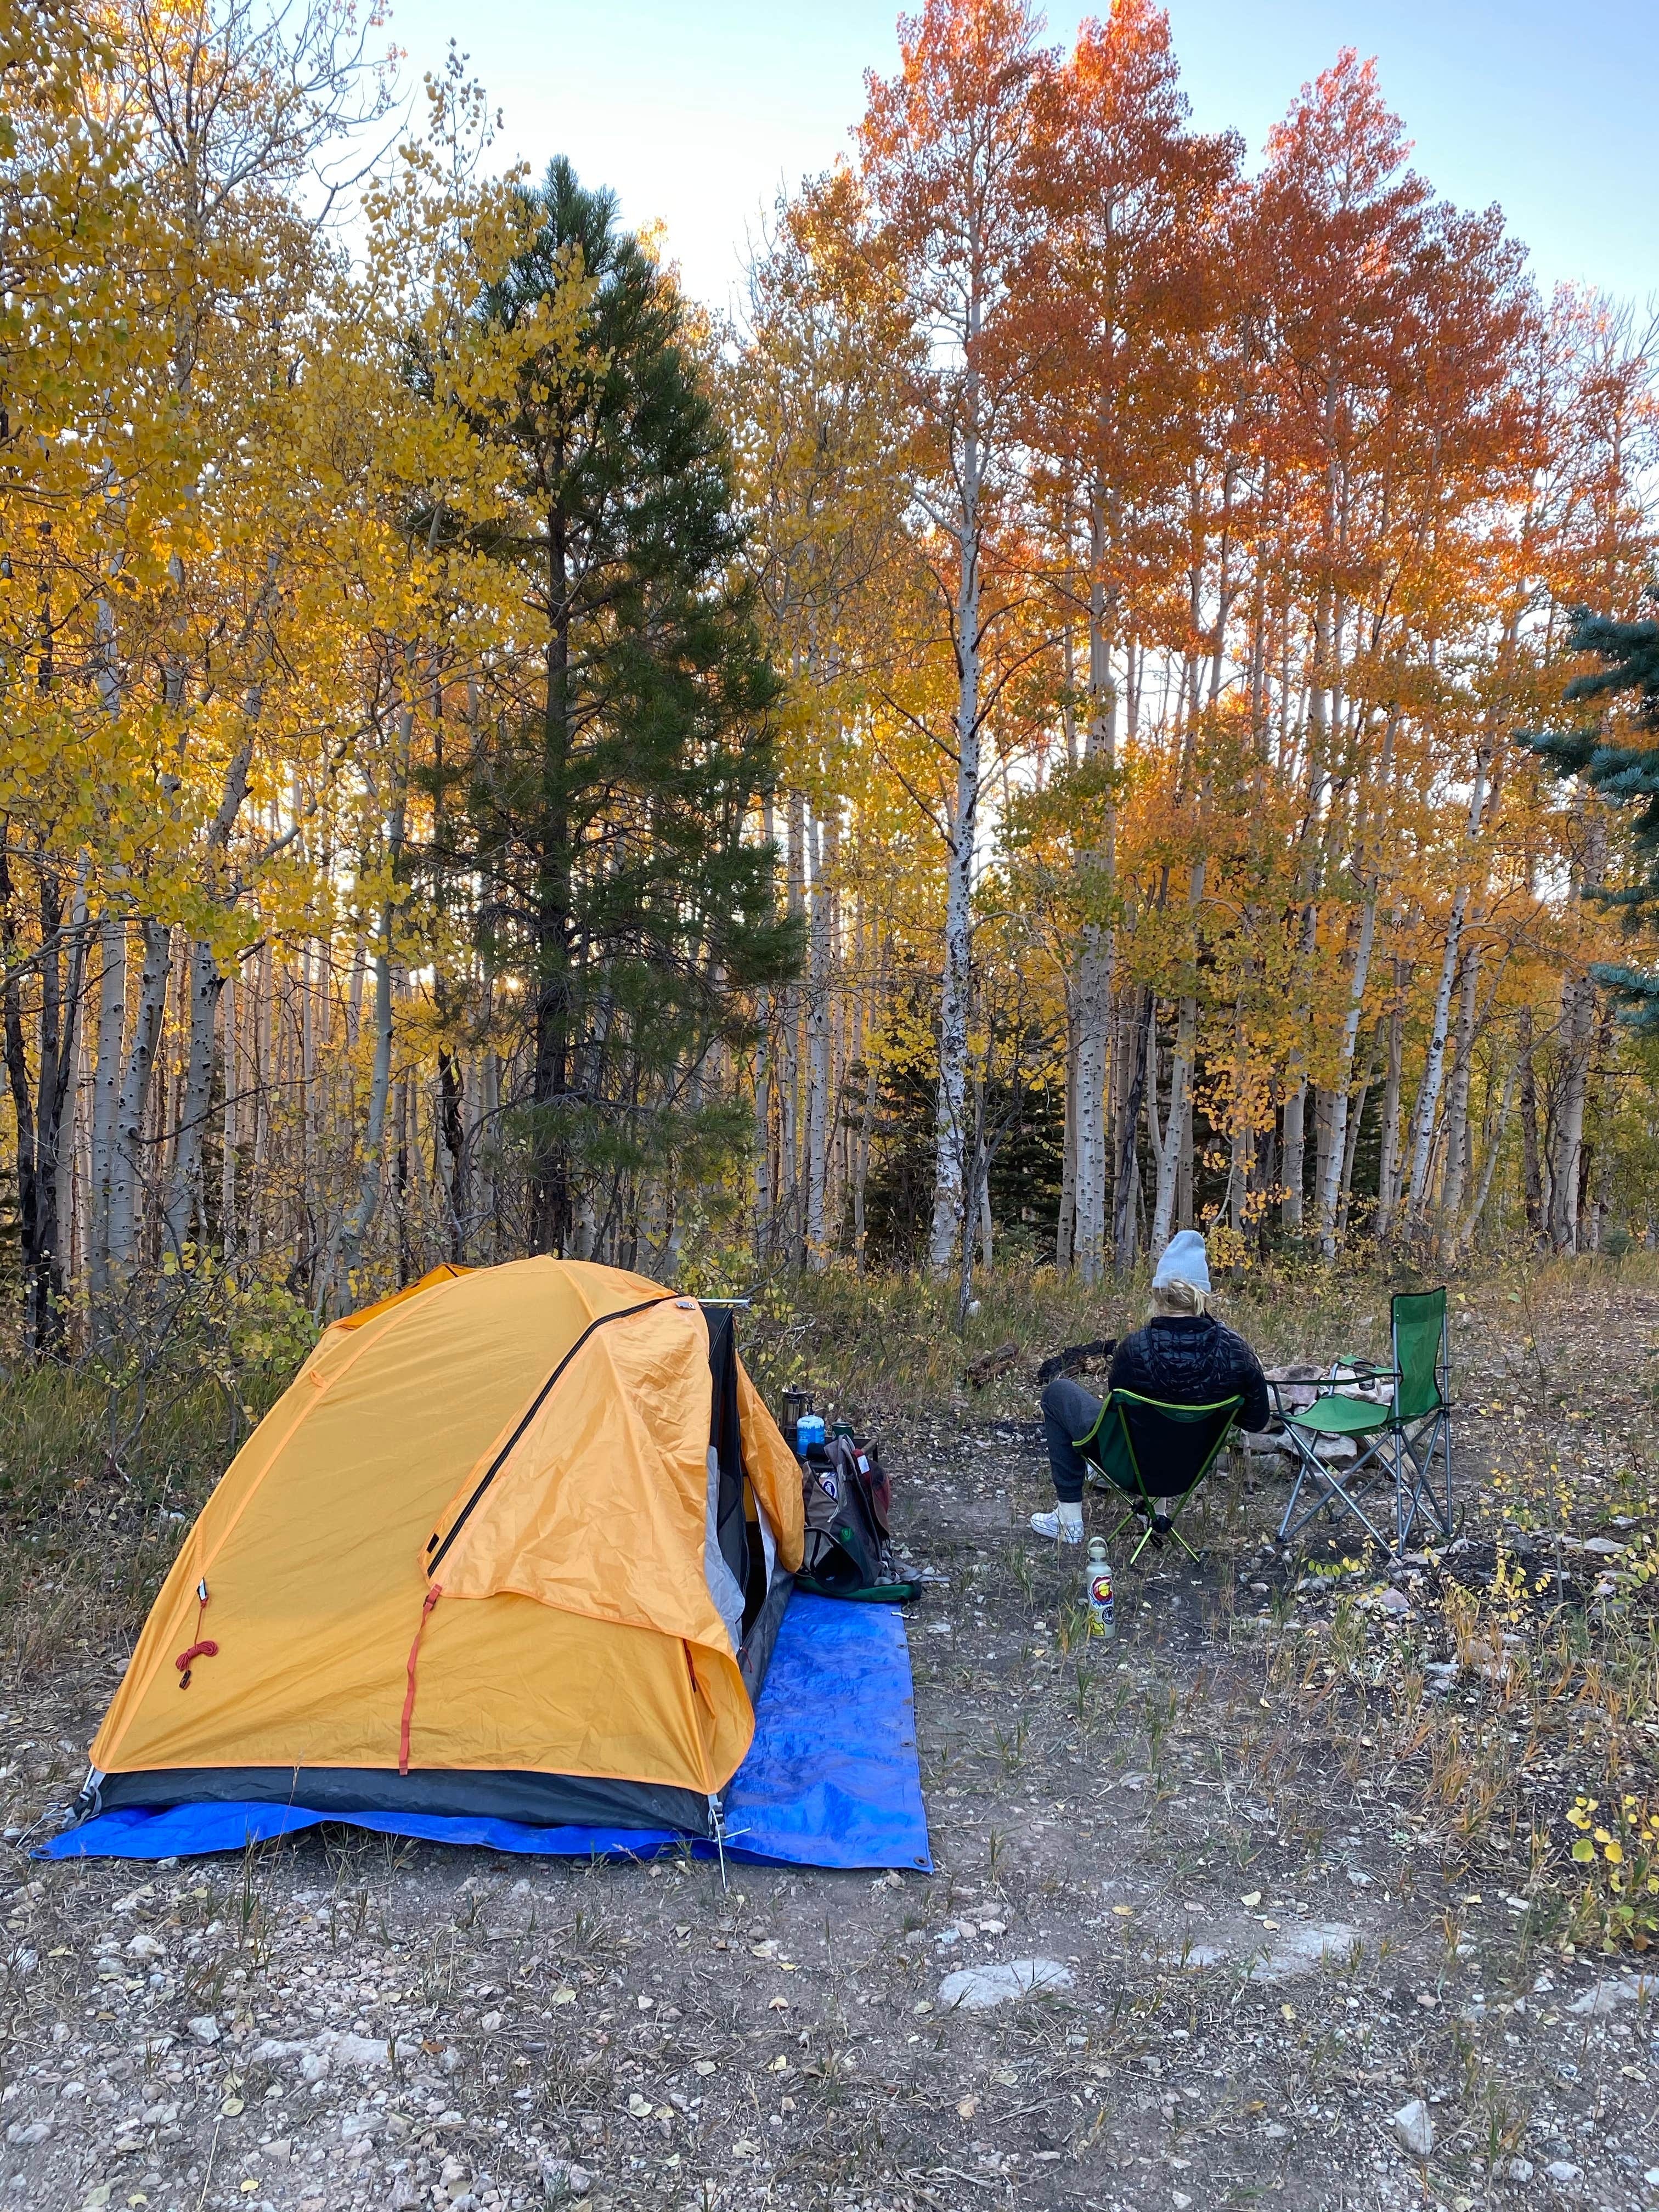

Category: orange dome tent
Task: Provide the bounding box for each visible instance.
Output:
[84,1259,803,1838]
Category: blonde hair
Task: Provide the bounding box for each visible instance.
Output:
[1150,1277,1206,1319]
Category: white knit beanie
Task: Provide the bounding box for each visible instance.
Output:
[1152,1229,1211,1295]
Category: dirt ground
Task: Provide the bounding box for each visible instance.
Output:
[1,1273,1657,2212]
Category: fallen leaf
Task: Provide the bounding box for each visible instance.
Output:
[1111,1904,1133,1918]
[220,2097,244,2117]
[956,2095,978,2119]
[627,2093,652,2119]
[1241,1892,1262,1908]
[694,2059,716,2077]
[550,1987,577,2007]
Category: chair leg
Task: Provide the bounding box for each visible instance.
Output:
[1166,1520,1201,1563]
[1126,1519,1157,1565]
[1397,1413,1453,1547]
[1276,1439,1321,1542]
[1279,1434,1397,1554]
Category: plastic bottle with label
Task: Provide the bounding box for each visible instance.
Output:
[794,1412,826,1455]
[1085,1536,1116,1640]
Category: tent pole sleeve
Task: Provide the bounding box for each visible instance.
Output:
[399,1586,443,1776]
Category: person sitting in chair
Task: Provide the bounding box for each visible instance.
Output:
[1030,1230,1270,1543]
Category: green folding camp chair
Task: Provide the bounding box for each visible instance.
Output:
[1276,1287,1453,1558]
[1075,1389,1245,1564]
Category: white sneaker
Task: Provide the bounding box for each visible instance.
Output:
[1030,1506,1084,1544]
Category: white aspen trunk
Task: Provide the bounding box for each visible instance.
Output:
[72,979,92,1312]
[162,940,223,1253]
[928,332,984,1282]
[1550,970,1595,1254]
[482,1048,501,1261]
[106,919,170,1277]
[249,940,271,1261]
[1518,1004,1544,1243]
[779,791,803,1261]
[1336,1018,1383,1237]
[826,842,844,1247]
[143,952,172,1272]
[55,925,86,1312]
[1150,800,1207,1260]
[1279,889,1319,1235]
[161,928,187,1198]
[1402,886,1471,1231]
[1437,943,1481,1245]
[1072,949,1109,1282]
[1056,1003,1077,1268]
[1312,1088,1336,1222]
[753,802,776,1250]
[338,712,410,1298]
[220,967,238,1259]
[300,935,315,1239]
[1403,756,1490,1228]
[89,918,126,1303]
[347,938,365,1052]
[1316,888,1378,1256]
[1280,1082,1307,1231]
[1071,492,1118,1283]
[1374,966,1407,1240]
[752,994,771,1252]
[1149,993,1195,1261]
[804,812,831,1272]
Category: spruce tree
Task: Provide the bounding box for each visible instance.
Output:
[433,157,798,1257]
[1522,596,1659,1029]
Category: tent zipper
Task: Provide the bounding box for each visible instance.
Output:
[425,1296,673,1578]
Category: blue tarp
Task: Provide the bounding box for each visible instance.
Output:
[38,1594,930,1872]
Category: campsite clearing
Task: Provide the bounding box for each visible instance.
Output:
[0,1263,1655,2211]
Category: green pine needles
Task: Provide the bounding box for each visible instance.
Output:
[1522,597,1659,1030]
[430,157,801,1259]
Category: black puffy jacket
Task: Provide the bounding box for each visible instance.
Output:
[1108,1314,1270,1434]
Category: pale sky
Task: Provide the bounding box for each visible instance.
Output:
[374,0,1651,314]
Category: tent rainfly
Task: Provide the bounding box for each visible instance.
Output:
[79,1260,804,1839]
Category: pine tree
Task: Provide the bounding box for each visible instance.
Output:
[1523,598,1659,1029]
[435,157,798,1256]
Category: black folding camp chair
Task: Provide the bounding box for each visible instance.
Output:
[1276,1287,1454,1558]
[1075,1389,1245,1565]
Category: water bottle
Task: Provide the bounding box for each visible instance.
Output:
[1085,1537,1116,1640]
[795,1412,826,1455]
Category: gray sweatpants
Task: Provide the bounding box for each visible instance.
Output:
[1041,1376,1103,1506]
